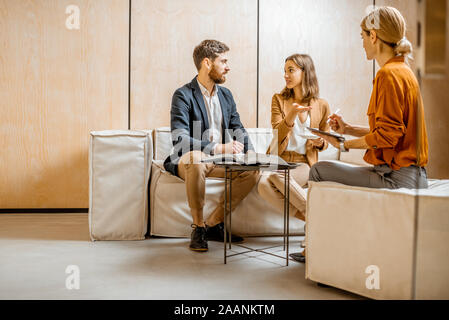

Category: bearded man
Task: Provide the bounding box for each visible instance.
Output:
[163,39,258,252]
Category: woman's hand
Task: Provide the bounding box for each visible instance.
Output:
[313,132,341,149]
[328,113,349,134]
[292,103,311,113]
[309,137,324,148]
[285,103,311,126]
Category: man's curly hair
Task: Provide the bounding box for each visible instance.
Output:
[193,40,229,71]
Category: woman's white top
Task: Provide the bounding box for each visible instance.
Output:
[286,113,310,155]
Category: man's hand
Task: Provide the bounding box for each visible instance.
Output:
[214,141,244,154]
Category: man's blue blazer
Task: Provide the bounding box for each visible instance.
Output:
[163,76,254,177]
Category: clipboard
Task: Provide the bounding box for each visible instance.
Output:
[306,127,346,142]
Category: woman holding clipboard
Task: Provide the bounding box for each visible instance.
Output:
[257,54,331,262]
[311,6,429,191]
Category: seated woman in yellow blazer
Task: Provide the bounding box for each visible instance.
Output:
[258,53,330,262]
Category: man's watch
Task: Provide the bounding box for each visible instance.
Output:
[340,141,348,152]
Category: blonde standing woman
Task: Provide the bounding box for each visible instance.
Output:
[257,54,331,262]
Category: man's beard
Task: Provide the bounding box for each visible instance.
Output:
[209,66,226,84]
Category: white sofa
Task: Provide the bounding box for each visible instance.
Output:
[305,179,449,299]
[149,127,339,237]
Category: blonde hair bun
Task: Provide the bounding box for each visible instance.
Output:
[395,37,413,58]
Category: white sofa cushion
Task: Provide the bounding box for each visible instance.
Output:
[305,179,449,299]
[89,130,152,241]
[153,127,172,161]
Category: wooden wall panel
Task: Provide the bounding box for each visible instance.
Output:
[0,0,129,208]
[422,77,449,179]
[420,0,449,178]
[376,0,419,73]
[130,0,258,130]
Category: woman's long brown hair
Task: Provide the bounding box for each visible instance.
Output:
[281,53,320,105]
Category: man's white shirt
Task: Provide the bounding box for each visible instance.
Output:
[197,79,223,146]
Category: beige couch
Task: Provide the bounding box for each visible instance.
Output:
[306,179,449,299]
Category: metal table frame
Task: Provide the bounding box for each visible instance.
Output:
[217,163,298,266]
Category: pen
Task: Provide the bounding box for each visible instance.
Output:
[328,108,341,124]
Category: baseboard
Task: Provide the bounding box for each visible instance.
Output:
[0,208,88,214]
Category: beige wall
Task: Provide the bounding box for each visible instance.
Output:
[0,0,129,208]
[130,0,258,130]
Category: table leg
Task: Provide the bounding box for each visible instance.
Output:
[224,167,228,264]
[229,168,232,250]
[283,169,287,251]
[286,168,290,266]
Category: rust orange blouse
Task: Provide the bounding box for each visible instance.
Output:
[364,56,428,170]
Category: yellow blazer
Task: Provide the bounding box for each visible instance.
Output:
[267,94,331,166]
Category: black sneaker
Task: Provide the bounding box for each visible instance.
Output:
[206,222,244,243]
[189,224,208,252]
[289,252,306,263]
